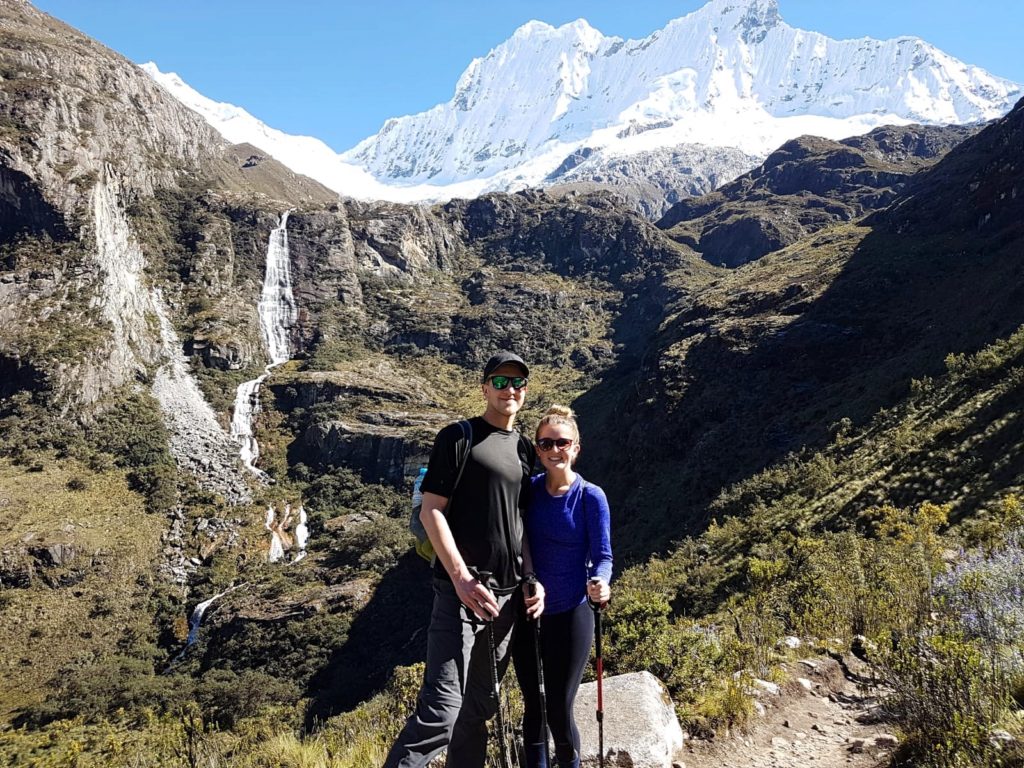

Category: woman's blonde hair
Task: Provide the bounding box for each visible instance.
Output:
[535,404,580,445]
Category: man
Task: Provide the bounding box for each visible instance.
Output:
[384,351,544,768]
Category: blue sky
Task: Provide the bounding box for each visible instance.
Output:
[35,1,1024,153]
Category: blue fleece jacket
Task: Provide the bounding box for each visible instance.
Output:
[525,474,613,615]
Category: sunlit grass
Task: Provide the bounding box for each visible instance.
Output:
[0,454,162,717]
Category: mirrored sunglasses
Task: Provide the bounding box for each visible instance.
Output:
[487,375,528,390]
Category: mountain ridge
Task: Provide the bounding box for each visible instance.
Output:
[140,0,1021,211]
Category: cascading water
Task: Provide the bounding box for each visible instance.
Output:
[168,582,246,666]
[231,211,298,475]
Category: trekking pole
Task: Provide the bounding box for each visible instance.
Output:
[478,571,515,768]
[590,578,606,768]
[527,577,551,767]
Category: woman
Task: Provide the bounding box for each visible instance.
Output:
[515,405,612,768]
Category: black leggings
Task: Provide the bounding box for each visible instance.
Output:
[513,600,594,763]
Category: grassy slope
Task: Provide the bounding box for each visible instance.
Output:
[0,456,163,716]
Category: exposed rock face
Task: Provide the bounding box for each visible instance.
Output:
[186,337,247,371]
[152,298,252,504]
[545,143,762,220]
[574,672,685,768]
[0,1,225,214]
[270,368,447,483]
[87,173,162,391]
[0,165,68,243]
[299,420,431,486]
[347,200,463,278]
[285,206,366,355]
[1,541,86,588]
[658,124,979,266]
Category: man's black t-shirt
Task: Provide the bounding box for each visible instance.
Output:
[421,416,534,593]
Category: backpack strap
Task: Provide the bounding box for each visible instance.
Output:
[516,431,534,477]
[449,419,473,503]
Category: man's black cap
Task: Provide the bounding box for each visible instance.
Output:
[482,352,529,381]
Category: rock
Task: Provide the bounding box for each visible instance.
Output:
[770,736,789,748]
[188,337,253,370]
[848,739,865,754]
[752,679,780,696]
[874,734,899,749]
[782,635,801,649]
[29,542,77,567]
[573,671,684,768]
[990,729,1015,745]
[0,548,34,588]
[851,634,878,658]
[300,419,431,486]
[796,677,814,691]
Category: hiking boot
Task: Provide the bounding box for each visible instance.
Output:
[553,751,579,768]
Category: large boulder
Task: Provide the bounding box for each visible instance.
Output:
[573,671,685,768]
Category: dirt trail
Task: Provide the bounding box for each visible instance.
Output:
[678,656,896,768]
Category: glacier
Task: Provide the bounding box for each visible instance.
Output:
[142,0,1022,204]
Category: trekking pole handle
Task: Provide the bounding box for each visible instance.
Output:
[588,577,609,609]
[524,572,538,595]
[588,578,605,654]
[471,569,495,623]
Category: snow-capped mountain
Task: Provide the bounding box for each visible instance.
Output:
[143,0,1021,206]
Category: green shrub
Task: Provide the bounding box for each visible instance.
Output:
[193,669,300,729]
[884,633,1009,767]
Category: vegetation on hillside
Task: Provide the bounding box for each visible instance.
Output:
[3,16,1022,763]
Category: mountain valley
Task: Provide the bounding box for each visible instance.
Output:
[2,1,1024,766]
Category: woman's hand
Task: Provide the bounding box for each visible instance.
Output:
[587,578,610,607]
[524,578,545,620]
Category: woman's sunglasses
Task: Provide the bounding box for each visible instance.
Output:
[487,375,528,390]
[536,437,574,452]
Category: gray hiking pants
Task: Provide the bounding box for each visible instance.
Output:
[383,577,520,768]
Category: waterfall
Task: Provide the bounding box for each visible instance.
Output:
[258,213,298,366]
[168,583,246,666]
[231,211,297,475]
